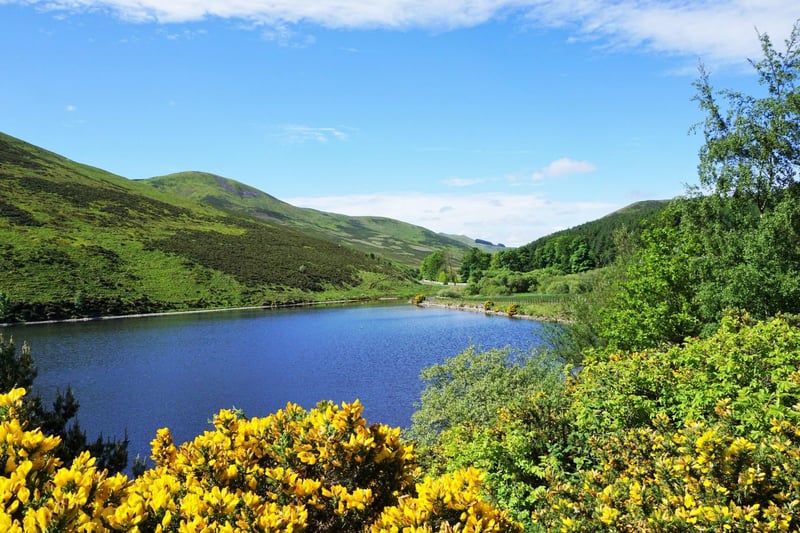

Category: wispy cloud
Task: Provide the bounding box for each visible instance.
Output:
[65,104,77,112]
[286,191,618,247]
[443,177,486,187]
[278,125,350,144]
[532,157,595,180]
[12,1,797,64]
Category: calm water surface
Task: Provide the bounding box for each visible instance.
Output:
[5,302,545,467]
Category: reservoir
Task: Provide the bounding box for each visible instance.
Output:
[4,302,547,468]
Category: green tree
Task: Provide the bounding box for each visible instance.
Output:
[692,22,799,216]
[458,247,490,282]
[568,240,592,273]
[593,23,800,350]
[419,250,449,281]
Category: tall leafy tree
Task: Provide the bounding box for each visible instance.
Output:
[692,22,799,215]
[595,21,800,351]
[458,247,491,282]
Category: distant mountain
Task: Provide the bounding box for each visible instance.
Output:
[496,200,671,273]
[0,132,418,322]
[145,171,504,267]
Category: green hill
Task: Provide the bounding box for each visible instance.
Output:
[144,171,503,268]
[0,133,417,322]
[493,200,670,273]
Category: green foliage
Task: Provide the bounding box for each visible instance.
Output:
[0,292,10,322]
[575,314,800,438]
[496,200,668,274]
[409,346,572,528]
[692,23,800,216]
[420,250,456,282]
[532,314,800,531]
[592,26,800,350]
[458,247,491,282]
[435,287,462,298]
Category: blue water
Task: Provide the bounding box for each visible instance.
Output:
[4,302,546,467]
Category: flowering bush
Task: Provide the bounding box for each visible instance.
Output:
[0,388,129,532]
[530,314,800,531]
[0,389,518,532]
[535,415,800,532]
[371,467,521,532]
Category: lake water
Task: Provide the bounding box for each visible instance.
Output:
[3,302,546,468]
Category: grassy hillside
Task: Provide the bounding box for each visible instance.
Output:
[496,199,670,273]
[0,133,417,322]
[145,172,503,268]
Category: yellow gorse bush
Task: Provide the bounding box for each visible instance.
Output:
[0,388,129,533]
[371,467,521,532]
[0,389,520,532]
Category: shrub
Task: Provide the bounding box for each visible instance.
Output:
[412,294,426,305]
[532,314,800,531]
[483,300,494,311]
[436,288,461,298]
[0,389,518,532]
[506,303,519,316]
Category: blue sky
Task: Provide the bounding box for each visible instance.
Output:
[1,1,796,246]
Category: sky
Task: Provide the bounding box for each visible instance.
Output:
[1,1,797,247]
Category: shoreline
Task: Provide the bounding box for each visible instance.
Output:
[415,299,567,324]
[0,297,401,328]
[1,296,568,328]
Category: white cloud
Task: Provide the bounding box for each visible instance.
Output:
[525,0,798,65]
[532,157,595,180]
[66,104,77,112]
[286,191,618,247]
[278,125,349,143]
[13,1,799,64]
[443,177,486,187]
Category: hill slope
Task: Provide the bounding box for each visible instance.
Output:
[144,171,504,268]
[0,133,416,322]
[495,200,670,273]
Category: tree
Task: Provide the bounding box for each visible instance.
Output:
[0,334,129,473]
[568,239,592,273]
[458,247,490,282]
[420,250,456,282]
[593,22,800,350]
[692,21,800,216]
[419,251,444,280]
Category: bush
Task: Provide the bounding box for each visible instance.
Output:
[436,288,462,299]
[506,303,520,316]
[409,346,571,528]
[0,389,519,532]
[532,314,800,531]
[412,294,426,305]
[483,300,494,311]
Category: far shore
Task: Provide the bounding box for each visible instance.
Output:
[0,297,402,328]
[415,299,567,324]
[1,295,568,328]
